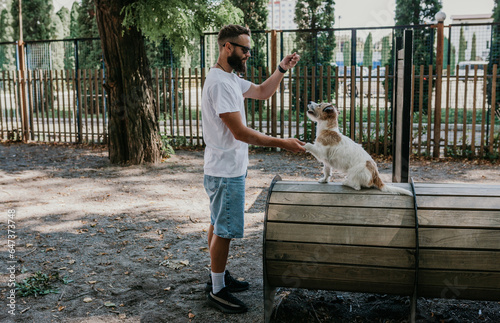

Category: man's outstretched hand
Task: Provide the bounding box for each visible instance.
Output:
[281,138,306,153]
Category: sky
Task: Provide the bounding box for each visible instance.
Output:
[52,0,495,28]
[335,0,495,28]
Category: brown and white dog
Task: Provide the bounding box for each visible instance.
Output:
[304,102,412,196]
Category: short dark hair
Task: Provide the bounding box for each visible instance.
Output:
[217,25,251,49]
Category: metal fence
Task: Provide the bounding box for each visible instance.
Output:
[1,23,500,159]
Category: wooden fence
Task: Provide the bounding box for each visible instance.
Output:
[1,66,499,158]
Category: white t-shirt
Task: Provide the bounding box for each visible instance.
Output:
[201,68,252,177]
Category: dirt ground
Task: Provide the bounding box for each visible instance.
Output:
[0,142,499,323]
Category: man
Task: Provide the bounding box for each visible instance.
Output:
[201,24,305,314]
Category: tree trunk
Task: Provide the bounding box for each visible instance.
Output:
[94,0,161,164]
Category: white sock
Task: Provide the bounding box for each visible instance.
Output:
[211,271,225,294]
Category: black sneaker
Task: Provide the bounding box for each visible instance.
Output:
[204,270,250,293]
[207,287,248,314]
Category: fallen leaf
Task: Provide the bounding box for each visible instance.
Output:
[58,306,65,311]
[104,301,116,307]
[188,313,195,319]
[88,281,97,284]
[83,297,93,303]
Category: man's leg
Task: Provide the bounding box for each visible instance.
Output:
[210,232,231,272]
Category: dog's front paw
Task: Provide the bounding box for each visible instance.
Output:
[318,177,328,184]
[304,143,314,152]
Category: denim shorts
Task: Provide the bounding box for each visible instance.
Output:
[204,173,246,239]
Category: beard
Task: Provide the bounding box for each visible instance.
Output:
[227,52,246,73]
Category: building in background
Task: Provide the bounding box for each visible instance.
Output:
[450,14,493,63]
[267,0,297,30]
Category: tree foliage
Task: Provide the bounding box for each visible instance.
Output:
[121,0,242,58]
[69,2,80,38]
[458,27,467,63]
[229,0,267,69]
[381,36,390,67]
[363,32,373,66]
[293,0,336,67]
[395,0,442,114]
[11,0,55,41]
[343,40,350,67]
[0,5,15,70]
[470,33,477,61]
[77,0,101,69]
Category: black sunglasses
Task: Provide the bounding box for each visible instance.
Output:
[224,42,251,54]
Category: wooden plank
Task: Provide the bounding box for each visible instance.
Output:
[418,209,500,228]
[376,66,380,154]
[266,241,415,268]
[28,71,34,141]
[471,65,478,156]
[195,68,200,146]
[417,195,500,210]
[33,71,40,140]
[419,228,500,249]
[418,65,424,155]
[55,70,62,142]
[420,249,500,271]
[258,67,263,132]
[463,66,469,156]
[188,68,193,143]
[162,68,167,135]
[266,223,415,248]
[418,285,500,301]
[168,68,174,137]
[94,69,100,143]
[273,181,413,194]
[270,191,414,208]
[39,70,46,141]
[427,65,433,155]
[266,260,414,287]
[384,71,389,155]
[454,64,459,152]
[288,67,293,139]
[77,69,83,143]
[311,66,316,140]
[415,182,500,189]
[359,67,363,144]
[414,185,500,196]
[343,66,347,134]
[267,204,415,227]
[182,68,186,138]
[49,70,56,142]
[60,70,66,142]
[480,69,487,157]
[267,275,413,295]
[367,65,372,153]
[490,65,497,155]
[419,269,500,289]
[174,68,180,136]
[444,65,450,155]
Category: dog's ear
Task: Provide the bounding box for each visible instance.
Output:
[323,105,335,113]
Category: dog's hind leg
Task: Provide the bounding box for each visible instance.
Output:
[319,164,331,183]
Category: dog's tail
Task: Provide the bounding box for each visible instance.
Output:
[380,184,413,196]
